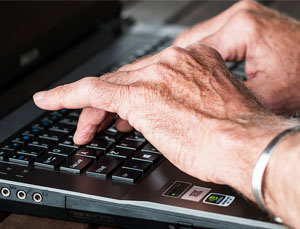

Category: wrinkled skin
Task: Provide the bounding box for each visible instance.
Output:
[33,1,300,228]
[33,43,289,195]
[174,0,300,113]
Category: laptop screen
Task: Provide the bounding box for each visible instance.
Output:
[0,1,121,91]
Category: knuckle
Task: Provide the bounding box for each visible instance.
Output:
[236,0,258,10]
[81,77,102,107]
[55,84,72,106]
[235,10,259,35]
[162,46,188,59]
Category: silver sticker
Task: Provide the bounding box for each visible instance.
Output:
[181,186,211,202]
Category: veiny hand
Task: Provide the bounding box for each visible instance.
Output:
[174,0,300,114]
[33,44,290,199]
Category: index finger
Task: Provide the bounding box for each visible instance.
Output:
[33,76,129,115]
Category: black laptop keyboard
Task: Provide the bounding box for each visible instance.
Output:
[0,109,163,184]
[0,36,245,184]
[0,36,174,184]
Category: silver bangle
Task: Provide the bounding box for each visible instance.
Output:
[252,125,300,211]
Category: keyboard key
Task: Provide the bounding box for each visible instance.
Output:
[31,121,50,130]
[34,154,65,169]
[12,135,32,144]
[18,145,46,157]
[49,145,76,157]
[39,131,66,141]
[0,150,11,161]
[41,116,55,124]
[0,162,32,176]
[106,124,118,133]
[125,132,146,142]
[29,138,56,149]
[2,142,22,151]
[76,147,102,159]
[95,131,123,142]
[22,128,42,136]
[86,139,113,152]
[50,123,75,133]
[132,151,161,163]
[112,168,141,183]
[60,156,92,174]
[116,139,144,151]
[141,143,160,154]
[107,147,134,159]
[49,111,64,117]
[58,134,76,147]
[9,153,35,165]
[86,156,124,179]
[59,116,78,126]
[68,110,81,118]
[122,159,151,173]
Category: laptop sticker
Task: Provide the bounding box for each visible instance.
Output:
[203,193,235,207]
[181,186,211,202]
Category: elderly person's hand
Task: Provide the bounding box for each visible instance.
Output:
[174,0,300,114]
[33,42,300,227]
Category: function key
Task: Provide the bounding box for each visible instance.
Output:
[18,145,46,157]
[12,135,32,144]
[122,159,151,173]
[49,145,76,157]
[29,138,56,149]
[9,153,35,165]
[141,143,160,154]
[60,156,92,174]
[132,151,161,163]
[86,156,124,179]
[86,139,113,152]
[39,131,66,141]
[2,142,22,151]
[34,154,65,169]
[107,147,134,160]
[76,147,102,159]
[116,139,144,151]
[50,123,75,133]
[112,168,141,184]
[0,150,11,161]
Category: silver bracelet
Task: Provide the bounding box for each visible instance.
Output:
[252,125,300,211]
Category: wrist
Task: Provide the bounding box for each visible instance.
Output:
[263,131,300,225]
[220,115,298,202]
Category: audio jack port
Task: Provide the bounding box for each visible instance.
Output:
[32,193,43,203]
[16,190,26,200]
[1,187,11,197]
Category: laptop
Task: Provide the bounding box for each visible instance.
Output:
[0,2,284,229]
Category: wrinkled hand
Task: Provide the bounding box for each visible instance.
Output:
[174,0,300,113]
[33,44,285,197]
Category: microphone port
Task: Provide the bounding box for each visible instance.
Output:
[16,190,26,200]
[32,192,43,203]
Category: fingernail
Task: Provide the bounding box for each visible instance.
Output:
[33,91,46,102]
